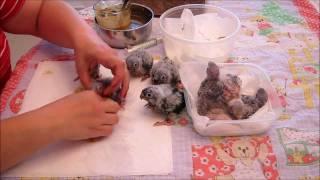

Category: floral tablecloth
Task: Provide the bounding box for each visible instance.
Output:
[0,0,319,179]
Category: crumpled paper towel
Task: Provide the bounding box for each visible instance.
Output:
[164,8,233,41]
[3,61,173,177]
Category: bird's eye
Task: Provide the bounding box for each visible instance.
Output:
[134,63,138,67]
[161,75,166,80]
[246,147,249,150]
[238,147,241,150]
[147,93,151,97]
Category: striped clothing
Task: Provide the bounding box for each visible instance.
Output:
[0,0,25,92]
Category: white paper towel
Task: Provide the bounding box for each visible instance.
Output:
[164,9,232,41]
[3,61,173,177]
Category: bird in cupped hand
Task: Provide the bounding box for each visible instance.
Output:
[140,84,185,118]
[85,64,123,105]
[150,57,181,86]
[92,77,122,104]
[125,50,154,80]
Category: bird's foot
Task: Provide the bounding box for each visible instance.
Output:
[153,118,176,127]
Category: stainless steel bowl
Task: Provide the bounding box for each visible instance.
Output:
[95,3,154,49]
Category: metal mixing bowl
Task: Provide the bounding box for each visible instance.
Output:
[95,3,154,49]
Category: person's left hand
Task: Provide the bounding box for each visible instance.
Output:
[73,33,129,99]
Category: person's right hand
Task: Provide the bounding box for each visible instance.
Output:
[73,31,130,99]
[39,90,120,140]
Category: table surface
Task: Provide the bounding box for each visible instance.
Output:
[0,0,319,179]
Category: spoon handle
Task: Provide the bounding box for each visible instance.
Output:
[122,0,130,9]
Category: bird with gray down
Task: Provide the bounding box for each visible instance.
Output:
[197,61,225,116]
[197,61,268,120]
[87,64,123,104]
[125,50,154,80]
[228,88,268,119]
[92,78,122,104]
[140,84,185,116]
[150,57,181,86]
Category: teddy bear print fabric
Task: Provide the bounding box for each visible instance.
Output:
[192,136,279,179]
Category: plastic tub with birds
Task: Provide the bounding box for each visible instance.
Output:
[179,60,282,136]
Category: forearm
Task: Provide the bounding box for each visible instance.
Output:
[2,0,99,49]
[0,109,60,172]
[36,0,98,48]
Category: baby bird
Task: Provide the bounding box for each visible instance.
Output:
[220,73,242,103]
[150,57,180,85]
[242,88,268,108]
[197,61,268,120]
[126,50,153,80]
[92,78,123,104]
[89,65,123,104]
[140,84,185,115]
[197,62,225,116]
[228,88,268,119]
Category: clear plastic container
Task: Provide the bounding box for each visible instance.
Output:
[179,60,283,136]
[160,4,240,64]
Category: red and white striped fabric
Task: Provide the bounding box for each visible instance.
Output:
[0,0,25,92]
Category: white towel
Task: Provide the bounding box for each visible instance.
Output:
[3,61,173,177]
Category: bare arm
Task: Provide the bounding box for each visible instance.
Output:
[2,0,93,48]
[0,1,128,172]
[2,0,129,97]
[1,91,120,172]
[0,109,59,172]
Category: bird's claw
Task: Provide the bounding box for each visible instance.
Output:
[153,118,176,127]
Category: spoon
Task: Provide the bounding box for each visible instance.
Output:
[121,0,130,10]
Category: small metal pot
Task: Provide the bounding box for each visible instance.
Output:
[95,3,154,49]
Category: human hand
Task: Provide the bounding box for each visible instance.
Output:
[39,90,120,140]
[73,33,129,99]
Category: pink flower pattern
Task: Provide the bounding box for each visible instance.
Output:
[192,136,279,179]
